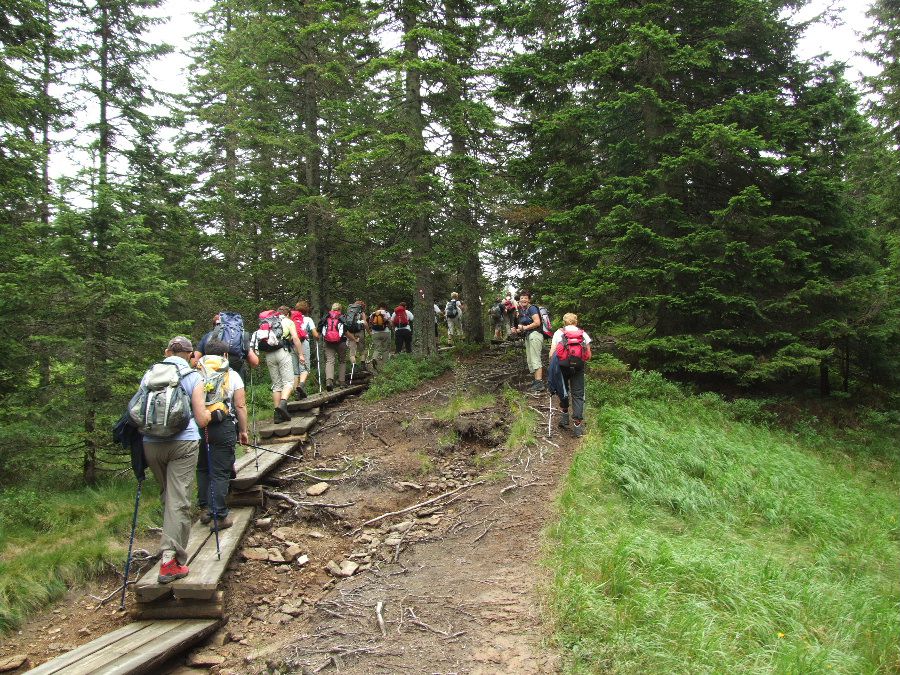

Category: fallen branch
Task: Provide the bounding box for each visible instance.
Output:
[358,481,484,530]
[375,600,387,637]
[471,521,494,545]
[266,491,355,509]
[392,522,416,564]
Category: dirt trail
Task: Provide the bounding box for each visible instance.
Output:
[1,346,577,674]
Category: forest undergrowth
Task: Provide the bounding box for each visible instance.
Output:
[549,369,900,673]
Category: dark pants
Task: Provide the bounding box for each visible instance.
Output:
[197,418,236,519]
[559,366,586,421]
[395,329,412,353]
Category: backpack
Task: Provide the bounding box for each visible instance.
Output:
[503,299,516,313]
[289,310,309,341]
[445,299,459,319]
[128,362,192,438]
[556,328,590,371]
[346,303,364,334]
[489,303,503,320]
[370,311,386,330]
[394,306,409,327]
[254,310,285,352]
[323,310,344,343]
[196,355,232,417]
[537,306,553,338]
[209,311,246,358]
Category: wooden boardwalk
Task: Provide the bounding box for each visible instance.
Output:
[32,376,370,673]
[27,620,219,675]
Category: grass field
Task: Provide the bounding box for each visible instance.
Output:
[0,479,161,633]
[549,371,900,673]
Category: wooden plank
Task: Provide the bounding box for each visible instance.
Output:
[131,592,224,620]
[171,507,253,600]
[39,621,183,675]
[286,384,366,412]
[256,415,317,440]
[27,623,149,674]
[133,521,212,603]
[110,619,220,675]
[226,485,264,508]
[231,440,300,490]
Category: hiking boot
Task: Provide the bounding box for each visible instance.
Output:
[211,514,233,531]
[158,558,189,584]
[558,412,570,428]
[326,380,334,392]
[278,400,291,422]
[297,386,307,400]
[573,422,584,438]
[199,512,212,525]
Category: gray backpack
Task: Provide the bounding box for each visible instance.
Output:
[128,362,192,437]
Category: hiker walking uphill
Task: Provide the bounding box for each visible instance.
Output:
[392,302,414,353]
[195,313,259,378]
[319,303,350,391]
[291,301,319,397]
[445,292,464,344]
[346,300,368,374]
[252,308,304,424]
[369,302,393,372]
[195,339,250,529]
[504,294,518,333]
[549,313,592,437]
[510,292,546,392]
[489,297,506,340]
[128,336,211,584]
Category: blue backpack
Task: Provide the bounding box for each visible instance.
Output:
[211,312,246,358]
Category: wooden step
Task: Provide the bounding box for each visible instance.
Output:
[256,415,317,440]
[28,619,220,675]
[171,507,253,600]
[133,522,212,603]
[131,592,224,621]
[133,508,253,602]
[286,384,367,412]
[231,440,301,490]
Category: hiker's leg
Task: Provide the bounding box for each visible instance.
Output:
[206,420,236,519]
[159,440,198,564]
[348,337,359,364]
[394,330,402,354]
[324,343,337,385]
[298,340,311,386]
[337,342,348,382]
[525,332,543,378]
[275,348,295,400]
[266,352,282,407]
[291,349,301,391]
[559,368,571,411]
[571,368,586,422]
[196,433,210,511]
[405,331,413,352]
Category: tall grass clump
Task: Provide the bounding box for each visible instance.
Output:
[549,371,900,673]
[505,385,539,449]
[362,353,453,401]
[0,479,161,633]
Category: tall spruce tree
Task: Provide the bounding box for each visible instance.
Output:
[497,0,879,387]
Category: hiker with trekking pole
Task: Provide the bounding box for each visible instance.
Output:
[548,312,592,437]
[125,336,211,584]
[195,339,250,538]
[368,302,393,373]
[318,303,351,391]
[291,300,319,398]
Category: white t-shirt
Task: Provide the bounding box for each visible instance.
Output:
[391,309,414,330]
[551,325,592,352]
[300,316,316,336]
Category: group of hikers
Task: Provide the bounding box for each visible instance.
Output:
[119,291,590,586]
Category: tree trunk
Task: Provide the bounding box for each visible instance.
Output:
[40,0,51,227]
[819,359,831,397]
[303,62,326,318]
[402,0,437,356]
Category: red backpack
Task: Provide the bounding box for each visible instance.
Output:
[394,306,409,327]
[323,310,344,344]
[289,310,308,340]
[556,328,590,371]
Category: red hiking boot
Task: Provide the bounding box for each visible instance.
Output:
[157,558,189,584]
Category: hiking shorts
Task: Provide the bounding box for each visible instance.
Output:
[525,331,544,373]
[291,347,309,375]
[266,348,294,393]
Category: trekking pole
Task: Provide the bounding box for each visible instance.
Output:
[205,427,221,560]
[239,440,305,463]
[349,361,355,385]
[316,340,322,394]
[249,366,259,471]
[548,391,553,437]
[119,476,143,611]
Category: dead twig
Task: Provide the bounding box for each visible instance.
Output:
[392,522,416,564]
[375,600,387,637]
[471,521,494,545]
[357,481,484,531]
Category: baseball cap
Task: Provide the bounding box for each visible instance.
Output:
[167,336,193,353]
